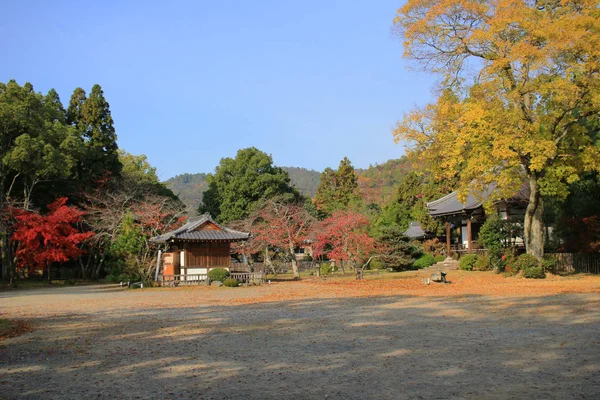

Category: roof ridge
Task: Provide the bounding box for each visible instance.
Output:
[426,191,456,208]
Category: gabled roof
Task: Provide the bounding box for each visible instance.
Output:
[427,182,529,217]
[151,213,250,243]
[403,221,427,239]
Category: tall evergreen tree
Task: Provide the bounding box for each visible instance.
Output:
[68,85,121,183]
[336,157,360,207]
[313,157,362,216]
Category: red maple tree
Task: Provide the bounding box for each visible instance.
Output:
[12,197,94,281]
[313,210,377,273]
[250,199,315,278]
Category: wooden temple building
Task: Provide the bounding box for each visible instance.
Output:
[427,184,528,256]
[152,213,250,283]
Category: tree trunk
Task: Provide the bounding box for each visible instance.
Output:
[1,229,16,286]
[264,247,276,275]
[289,246,299,278]
[524,175,545,260]
[93,251,106,280]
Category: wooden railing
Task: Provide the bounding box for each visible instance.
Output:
[158,274,207,286]
[230,272,265,283]
[158,271,266,286]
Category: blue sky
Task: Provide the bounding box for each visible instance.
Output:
[0,0,436,180]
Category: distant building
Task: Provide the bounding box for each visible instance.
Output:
[152,213,250,280]
[403,221,428,240]
[427,183,528,255]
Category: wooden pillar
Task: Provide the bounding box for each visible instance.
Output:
[446,221,451,257]
[467,218,472,254]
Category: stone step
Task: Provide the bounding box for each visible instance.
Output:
[425,258,459,271]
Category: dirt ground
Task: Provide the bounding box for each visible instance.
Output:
[1,270,599,399]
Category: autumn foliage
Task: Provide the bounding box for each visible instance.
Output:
[249,199,315,278]
[11,198,94,278]
[394,0,600,259]
[314,211,377,271]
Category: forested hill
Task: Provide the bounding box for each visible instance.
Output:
[283,167,321,197]
[357,157,412,206]
[164,159,410,214]
[163,173,209,215]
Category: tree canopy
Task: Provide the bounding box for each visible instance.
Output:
[199,147,298,223]
[394,0,600,258]
[0,80,181,284]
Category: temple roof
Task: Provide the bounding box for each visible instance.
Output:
[151,213,250,243]
[403,221,427,239]
[427,183,529,217]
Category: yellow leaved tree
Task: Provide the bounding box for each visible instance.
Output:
[393,0,600,259]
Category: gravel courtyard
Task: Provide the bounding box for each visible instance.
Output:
[1,272,599,399]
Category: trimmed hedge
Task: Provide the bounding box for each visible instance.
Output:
[208,267,230,282]
[523,266,545,279]
[413,254,435,269]
[459,254,478,271]
[513,254,540,273]
[434,255,445,263]
[474,255,491,271]
[223,278,239,287]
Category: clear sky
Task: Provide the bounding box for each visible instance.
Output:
[0,0,436,180]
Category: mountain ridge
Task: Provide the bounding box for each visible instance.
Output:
[164,158,410,215]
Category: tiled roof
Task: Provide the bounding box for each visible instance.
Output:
[427,182,529,217]
[175,230,250,241]
[403,221,426,239]
[151,213,250,243]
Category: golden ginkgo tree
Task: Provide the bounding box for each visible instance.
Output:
[393,0,600,259]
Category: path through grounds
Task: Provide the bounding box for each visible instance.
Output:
[1,271,600,399]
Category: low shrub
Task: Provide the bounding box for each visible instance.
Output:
[542,255,558,274]
[497,252,515,273]
[208,267,230,282]
[413,254,435,269]
[113,273,140,283]
[513,254,540,273]
[223,278,239,287]
[474,255,491,271]
[434,255,445,263]
[459,254,478,271]
[320,263,333,275]
[523,266,546,279]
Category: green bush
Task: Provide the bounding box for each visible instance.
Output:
[459,254,478,271]
[474,255,491,271]
[223,278,239,287]
[109,273,140,283]
[320,263,333,275]
[478,216,505,252]
[434,255,445,263]
[413,254,435,269]
[369,258,387,270]
[523,266,546,279]
[208,268,230,282]
[542,255,558,274]
[513,254,540,273]
[498,252,515,274]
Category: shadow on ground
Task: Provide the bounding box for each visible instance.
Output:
[1,285,599,399]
